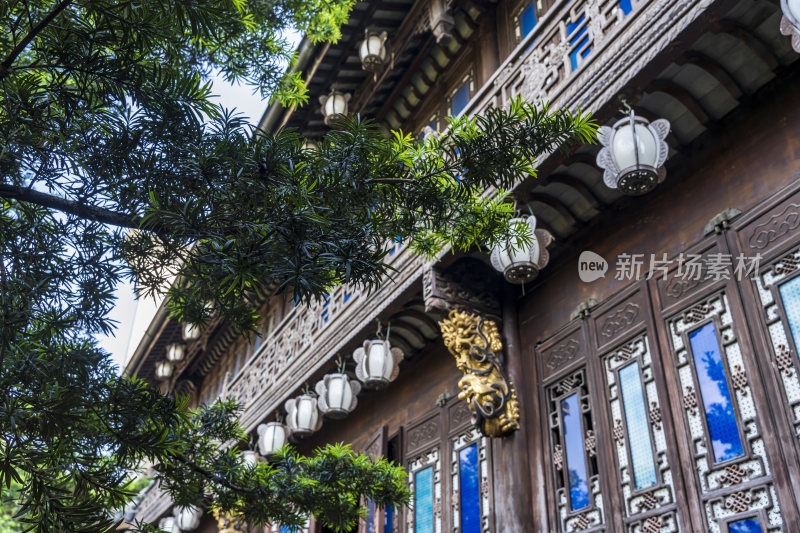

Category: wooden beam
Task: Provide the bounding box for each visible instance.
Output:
[650,78,710,125]
[714,19,779,70]
[679,50,744,100]
[545,174,607,209]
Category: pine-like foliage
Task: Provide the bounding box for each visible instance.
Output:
[0,1,596,531]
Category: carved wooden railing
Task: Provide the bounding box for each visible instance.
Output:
[228,239,426,430]
[228,0,716,432]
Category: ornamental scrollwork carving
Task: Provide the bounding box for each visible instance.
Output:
[439,309,520,438]
[747,203,800,249]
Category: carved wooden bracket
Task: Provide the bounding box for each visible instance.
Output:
[439,309,520,438]
[422,259,501,320]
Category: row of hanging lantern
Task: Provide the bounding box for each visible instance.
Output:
[318,29,391,126]
[252,325,404,454]
[155,303,215,381]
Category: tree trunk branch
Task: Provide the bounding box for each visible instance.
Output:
[0,0,74,80]
[0,184,140,229]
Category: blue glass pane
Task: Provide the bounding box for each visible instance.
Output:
[365,500,375,533]
[619,0,633,15]
[384,506,393,533]
[566,16,589,69]
[520,3,537,37]
[689,322,744,463]
[451,82,470,117]
[729,517,762,533]
[780,276,800,354]
[619,362,657,489]
[561,393,590,510]
[459,444,481,533]
[415,467,434,533]
[279,526,293,533]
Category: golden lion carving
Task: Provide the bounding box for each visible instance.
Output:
[440,309,520,438]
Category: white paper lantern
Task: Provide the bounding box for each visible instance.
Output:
[257,421,289,456]
[241,450,259,465]
[155,360,173,380]
[174,506,203,531]
[159,517,180,533]
[596,111,670,196]
[353,340,403,389]
[359,30,388,72]
[166,342,186,362]
[284,395,322,438]
[315,373,361,419]
[182,322,201,341]
[490,215,553,284]
[318,89,351,126]
[782,0,800,52]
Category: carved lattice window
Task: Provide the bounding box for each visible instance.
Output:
[602,334,679,531]
[667,292,782,531]
[408,450,440,533]
[546,368,604,532]
[449,427,489,533]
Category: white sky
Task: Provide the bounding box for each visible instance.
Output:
[96,75,271,370]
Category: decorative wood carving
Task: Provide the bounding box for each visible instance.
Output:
[731,364,748,394]
[747,203,800,249]
[612,419,625,445]
[719,463,749,486]
[407,420,439,451]
[776,344,795,376]
[450,401,472,429]
[682,385,698,416]
[585,430,597,457]
[439,310,520,438]
[724,490,753,513]
[649,401,662,430]
[423,259,501,318]
[544,338,581,371]
[553,443,564,471]
[599,302,639,339]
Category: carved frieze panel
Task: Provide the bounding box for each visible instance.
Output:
[423,259,501,319]
[538,321,586,380]
[654,239,725,314]
[407,417,441,455]
[732,181,800,258]
[592,287,648,351]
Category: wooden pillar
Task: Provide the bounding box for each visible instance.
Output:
[490,284,535,531]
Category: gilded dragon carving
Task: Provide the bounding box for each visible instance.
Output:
[439,309,520,438]
[213,509,246,533]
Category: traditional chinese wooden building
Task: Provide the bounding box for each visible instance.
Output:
[126,0,800,532]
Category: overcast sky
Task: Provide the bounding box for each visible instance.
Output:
[96,75,272,370]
